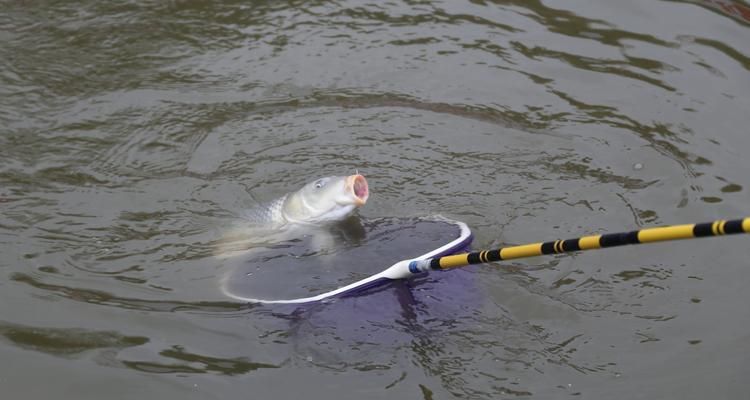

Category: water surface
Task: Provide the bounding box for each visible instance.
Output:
[1,1,749,398]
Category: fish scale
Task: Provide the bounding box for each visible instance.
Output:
[242,195,287,225]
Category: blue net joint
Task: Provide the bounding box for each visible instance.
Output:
[408,260,431,274]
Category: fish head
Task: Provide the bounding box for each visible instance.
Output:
[282,174,369,224]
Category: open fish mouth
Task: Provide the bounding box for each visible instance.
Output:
[347,174,369,206]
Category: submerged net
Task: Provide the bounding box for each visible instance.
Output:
[221,216,472,304]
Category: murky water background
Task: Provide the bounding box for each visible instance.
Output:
[2,1,749,398]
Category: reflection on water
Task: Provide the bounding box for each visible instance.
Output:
[675,0,750,24]
[0,320,279,376]
[10,272,252,313]
[1,0,749,398]
[0,321,147,356]
[123,345,280,375]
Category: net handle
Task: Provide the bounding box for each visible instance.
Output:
[409,217,750,272]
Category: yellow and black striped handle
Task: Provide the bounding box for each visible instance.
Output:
[410,218,750,272]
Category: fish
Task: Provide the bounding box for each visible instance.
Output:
[214,174,370,258]
[242,174,369,226]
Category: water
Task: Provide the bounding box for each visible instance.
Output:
[1,0,749,398]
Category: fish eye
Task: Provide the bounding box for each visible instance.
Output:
[314,179,327,189]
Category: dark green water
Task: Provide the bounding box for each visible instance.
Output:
[1,1,749,398]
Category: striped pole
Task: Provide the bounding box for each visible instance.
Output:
[409,217,750,272]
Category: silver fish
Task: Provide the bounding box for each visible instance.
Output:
[243,174,369,226]
[215,174,370,258]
